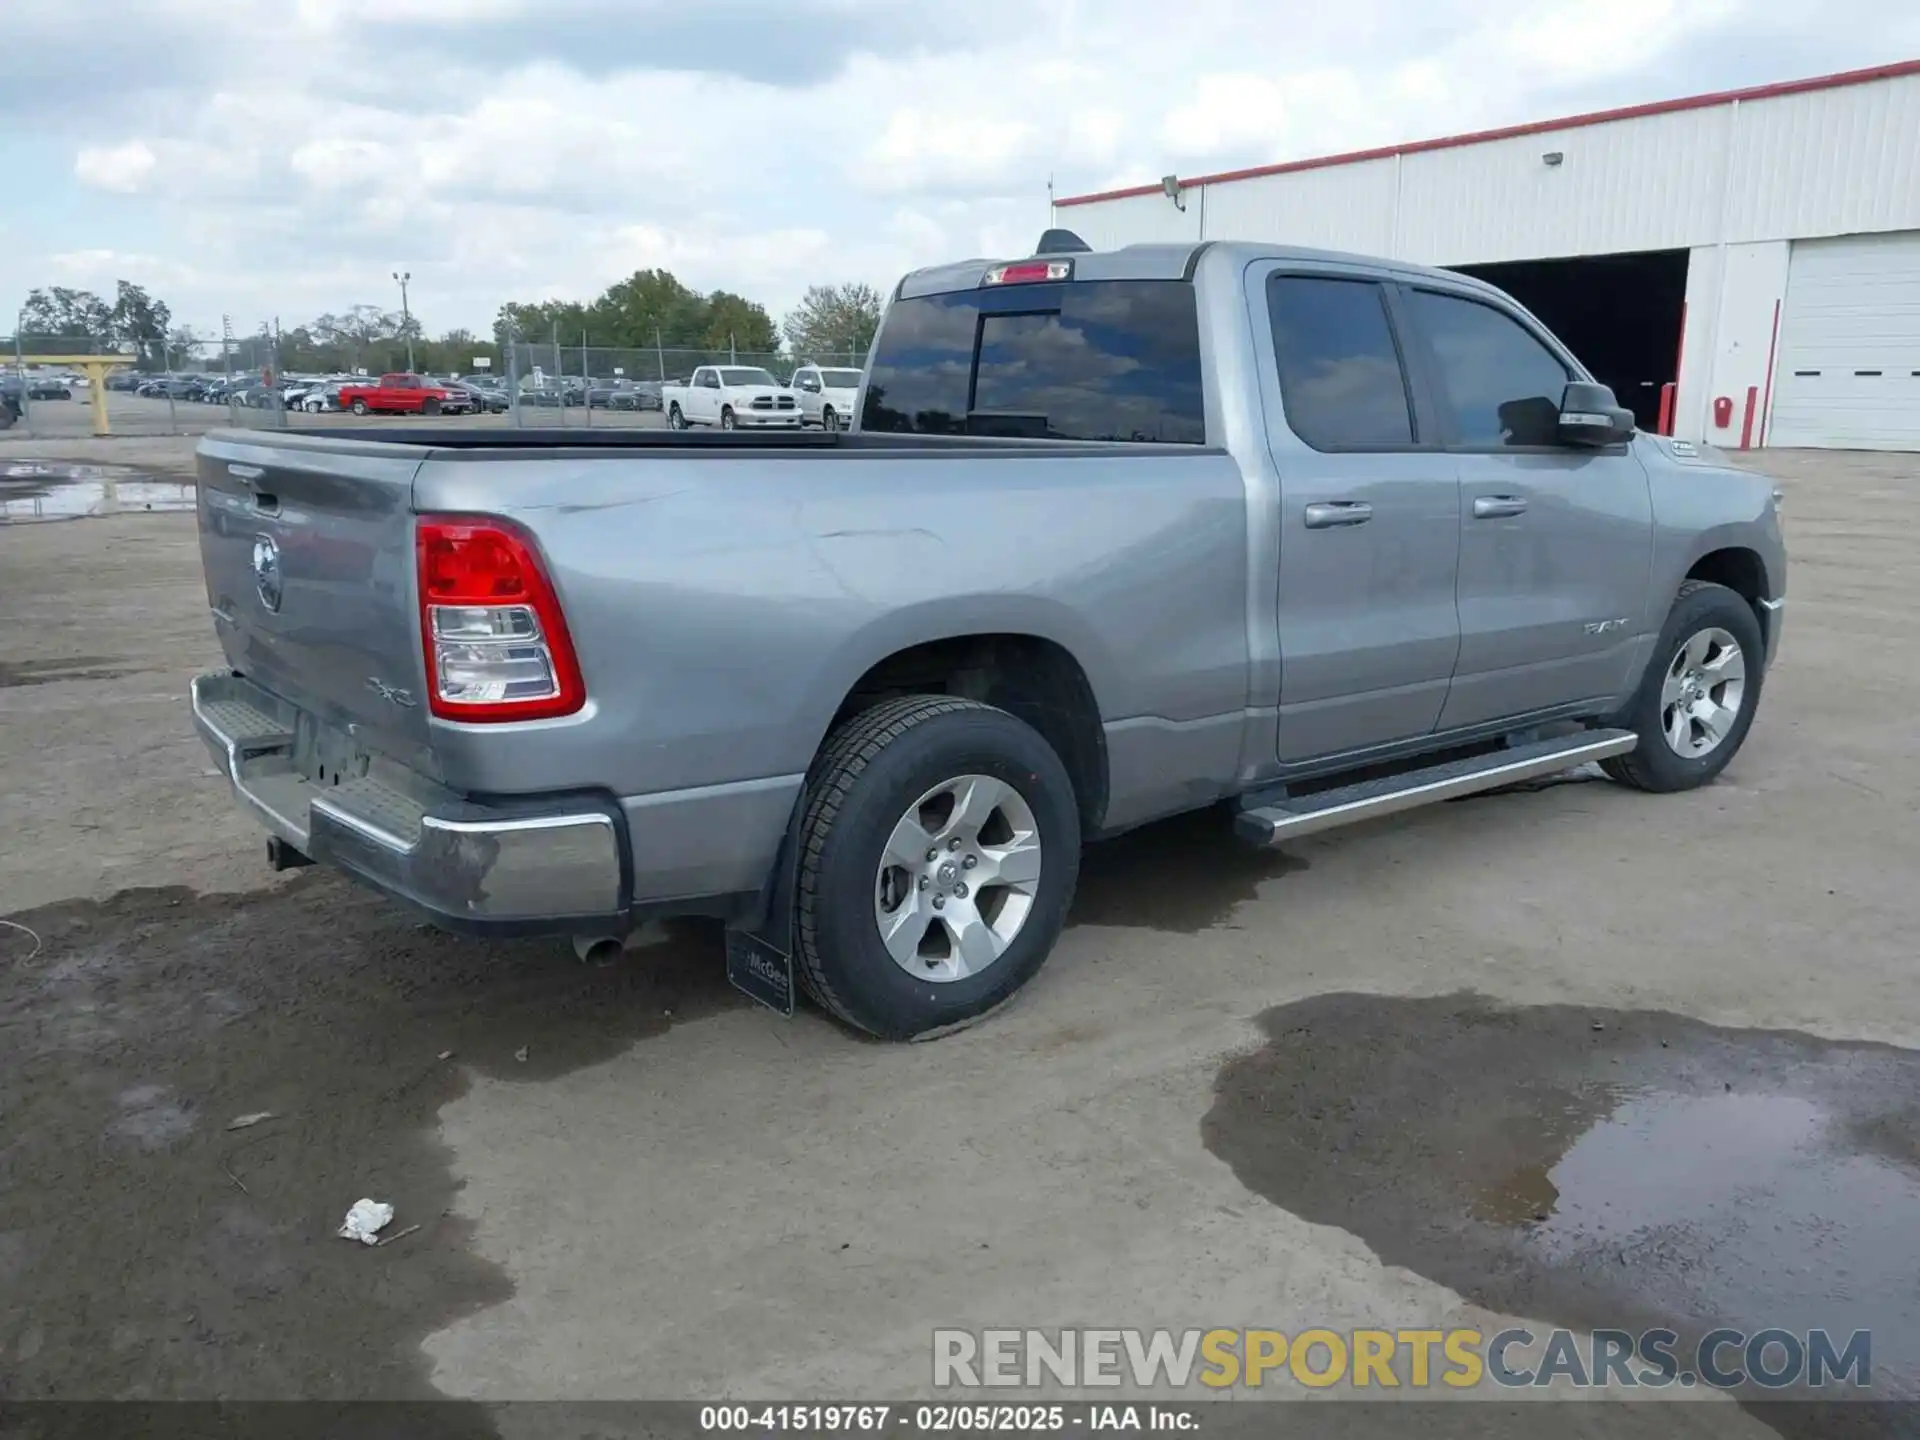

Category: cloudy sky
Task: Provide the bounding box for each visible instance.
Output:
[4,0,1917,340]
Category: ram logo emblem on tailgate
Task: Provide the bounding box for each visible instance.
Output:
[250,534,283,613]
[366,677,417,708]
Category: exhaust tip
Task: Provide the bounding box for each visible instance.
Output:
[571,934,624,967]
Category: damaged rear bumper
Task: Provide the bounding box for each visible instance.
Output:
[191,671,629,936]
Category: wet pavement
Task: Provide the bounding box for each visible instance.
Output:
[0,461,194,522]
[0,875,743,1408]
[1205,993,1920,1435]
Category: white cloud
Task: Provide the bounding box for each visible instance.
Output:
[8,0,1908,337]
[74,141,157,193]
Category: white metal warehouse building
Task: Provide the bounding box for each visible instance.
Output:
[1054,60,1920,451]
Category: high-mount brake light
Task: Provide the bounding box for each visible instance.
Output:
[983,260,1072,286]
[415,516,585,722]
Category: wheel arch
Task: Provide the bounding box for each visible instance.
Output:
[818,630,1110,837]
[1683,544,1772,646]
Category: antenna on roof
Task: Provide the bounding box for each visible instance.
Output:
[1035,228,1092,255]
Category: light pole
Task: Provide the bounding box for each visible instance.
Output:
[392,271,415,372]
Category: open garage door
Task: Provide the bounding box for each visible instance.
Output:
[1449,249,1687,432]
[1768,232,1920,451]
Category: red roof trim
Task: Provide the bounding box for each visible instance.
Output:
[1056,58,1920,207]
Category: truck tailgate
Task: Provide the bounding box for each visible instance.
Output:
[196,431,433,769]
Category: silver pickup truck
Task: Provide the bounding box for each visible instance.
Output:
[190,230,1785,1039]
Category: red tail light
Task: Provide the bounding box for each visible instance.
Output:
[983,260,1072,286]
[416,516,585,722]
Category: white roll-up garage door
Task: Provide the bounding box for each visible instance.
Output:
[1768,231,1920,451]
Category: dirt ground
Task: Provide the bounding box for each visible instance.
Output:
[2,448,1918,1437]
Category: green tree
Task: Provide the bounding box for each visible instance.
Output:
[591,269,708,347]
[109,281,172,368]
[18,287,113,350]
[700,290,778,353]
[781,282,882,363]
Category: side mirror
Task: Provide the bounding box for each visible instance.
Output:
[1558,381,1635,446]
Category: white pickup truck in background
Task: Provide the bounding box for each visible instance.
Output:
[662,366,802,430]
[788,363,864,431]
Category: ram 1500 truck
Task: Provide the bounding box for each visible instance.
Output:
[788,362,864,431]
[190,231,1786,1040]
[661,365,801,430]
[335,373,464,417]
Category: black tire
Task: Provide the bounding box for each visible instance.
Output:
[668,404,686,430]
[351,399,369,415]
[1602,580,1766,793]
[720,406,736,431]
[793,695,1081,1040]
[423,397,441,416]
[822,407,840,432]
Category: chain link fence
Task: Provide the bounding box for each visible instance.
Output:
[2,330,261,439]
[3,330,871,440]
[494,344,866,427]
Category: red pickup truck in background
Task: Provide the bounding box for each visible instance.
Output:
[335,373,468,416]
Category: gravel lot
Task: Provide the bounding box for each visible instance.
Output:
[1,447,1916,1437]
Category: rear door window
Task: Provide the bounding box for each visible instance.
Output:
[862,280,1205,443]
[1266,276,1416,449]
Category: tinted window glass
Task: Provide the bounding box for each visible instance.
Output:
[1408,290,1571,447]
[1266,276,1413,448]
[862,280,1205,443]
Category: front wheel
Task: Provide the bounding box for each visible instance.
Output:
[793,696,1080,1040]
[822,407,840,432]
[720,406,736,431]
[1603,580,1766,793]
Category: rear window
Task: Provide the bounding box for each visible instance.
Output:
[861,279,1206,443]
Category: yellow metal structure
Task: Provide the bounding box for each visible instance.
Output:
[18,355,133,436]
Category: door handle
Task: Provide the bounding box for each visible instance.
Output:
[1472,495,1529,518]
[1304,501,1373,529]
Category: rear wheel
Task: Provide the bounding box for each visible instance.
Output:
[350,399,369,415]
[793,696,1080,1040]
[1603,580,1765,793]
[668,404,686,430]
[822,407,840,432]
[720,406,736,431]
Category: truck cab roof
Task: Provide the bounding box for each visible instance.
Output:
[897,237,1514,304]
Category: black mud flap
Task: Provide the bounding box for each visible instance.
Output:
[723,791,806,1018]
[725,929,795,1016]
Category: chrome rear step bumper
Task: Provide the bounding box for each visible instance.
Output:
[1236,729,1637,846]
[192,671,628,935]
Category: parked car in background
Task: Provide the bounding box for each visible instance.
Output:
[106,370,144,392]
[26,376,74,400]
[296,381,346,413]
[788,363,864,431]
[335,373,461,416]
[445,381,507,413]
[661,366,800,429]
[585,380,635,408]
[229,384,282,409]
[0,377,21,427]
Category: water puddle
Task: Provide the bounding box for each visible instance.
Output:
[0,462,194,522]
[1205,994,1920,1434]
